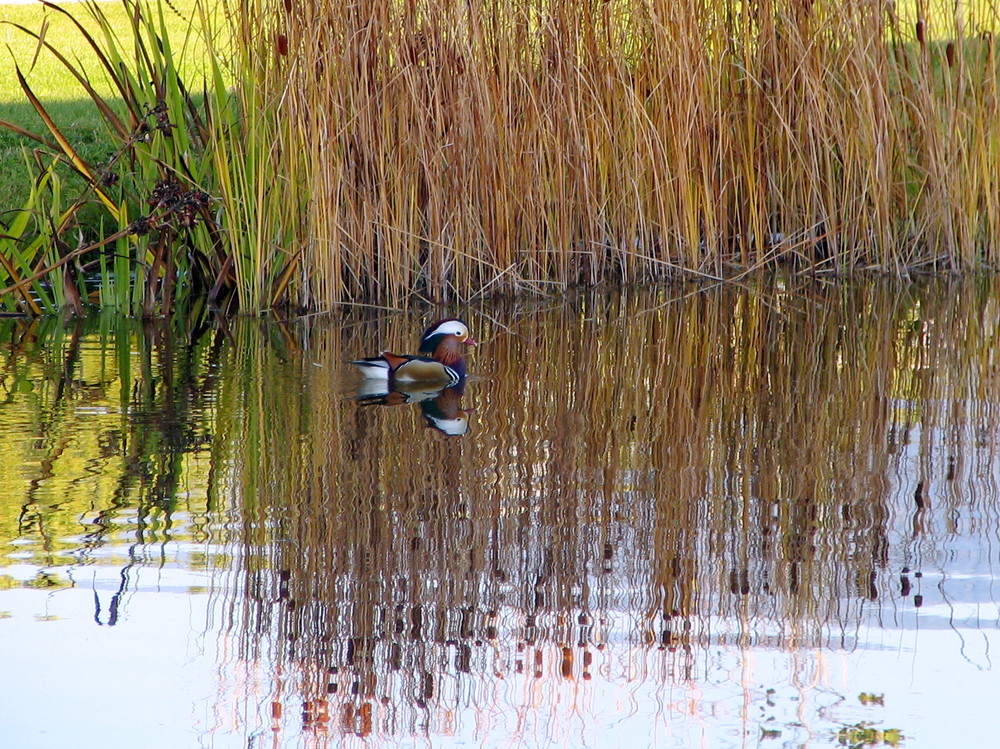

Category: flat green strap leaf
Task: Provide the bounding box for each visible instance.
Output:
[29,17,49,72]
[0,246,43,316]
[0,225,131,301]
[14,64,122,221]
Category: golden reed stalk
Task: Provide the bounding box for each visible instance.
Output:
[227,0,1000,309]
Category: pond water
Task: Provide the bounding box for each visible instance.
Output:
[1,279,999,748]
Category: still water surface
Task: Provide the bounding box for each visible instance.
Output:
[2,280,999,748]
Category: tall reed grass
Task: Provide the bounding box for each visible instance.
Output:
[237,0,1000,309]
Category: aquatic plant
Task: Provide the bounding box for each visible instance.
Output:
[0,0,291,316]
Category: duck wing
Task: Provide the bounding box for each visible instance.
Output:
[390,355,460,385]
[351,352,460,385]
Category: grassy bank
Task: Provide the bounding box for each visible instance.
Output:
[1,0,999,314]
[0,1,217,211]
[0,0,249,316]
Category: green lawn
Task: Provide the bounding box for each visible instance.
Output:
[0,0,220,213]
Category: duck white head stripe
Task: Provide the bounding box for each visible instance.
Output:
[426,319,469,338]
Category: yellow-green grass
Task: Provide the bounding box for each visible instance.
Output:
[0,0,222,213]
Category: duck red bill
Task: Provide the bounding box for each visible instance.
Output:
[466,338,478,346]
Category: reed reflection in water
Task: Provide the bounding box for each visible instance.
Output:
[208,280,1000,747]
[1,281,999,747]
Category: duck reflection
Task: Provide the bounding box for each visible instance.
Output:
[355,381,473,437]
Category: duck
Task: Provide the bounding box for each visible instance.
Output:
[351,318,477,386]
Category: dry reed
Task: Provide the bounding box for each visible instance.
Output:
[225,0,1000,310]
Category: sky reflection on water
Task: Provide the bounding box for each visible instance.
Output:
[1,280,999,748]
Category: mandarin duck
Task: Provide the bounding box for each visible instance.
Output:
[351,318,477,386]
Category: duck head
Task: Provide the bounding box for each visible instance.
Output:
[418,319,477,376]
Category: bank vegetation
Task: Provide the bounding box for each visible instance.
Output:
[0,0,998,315]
